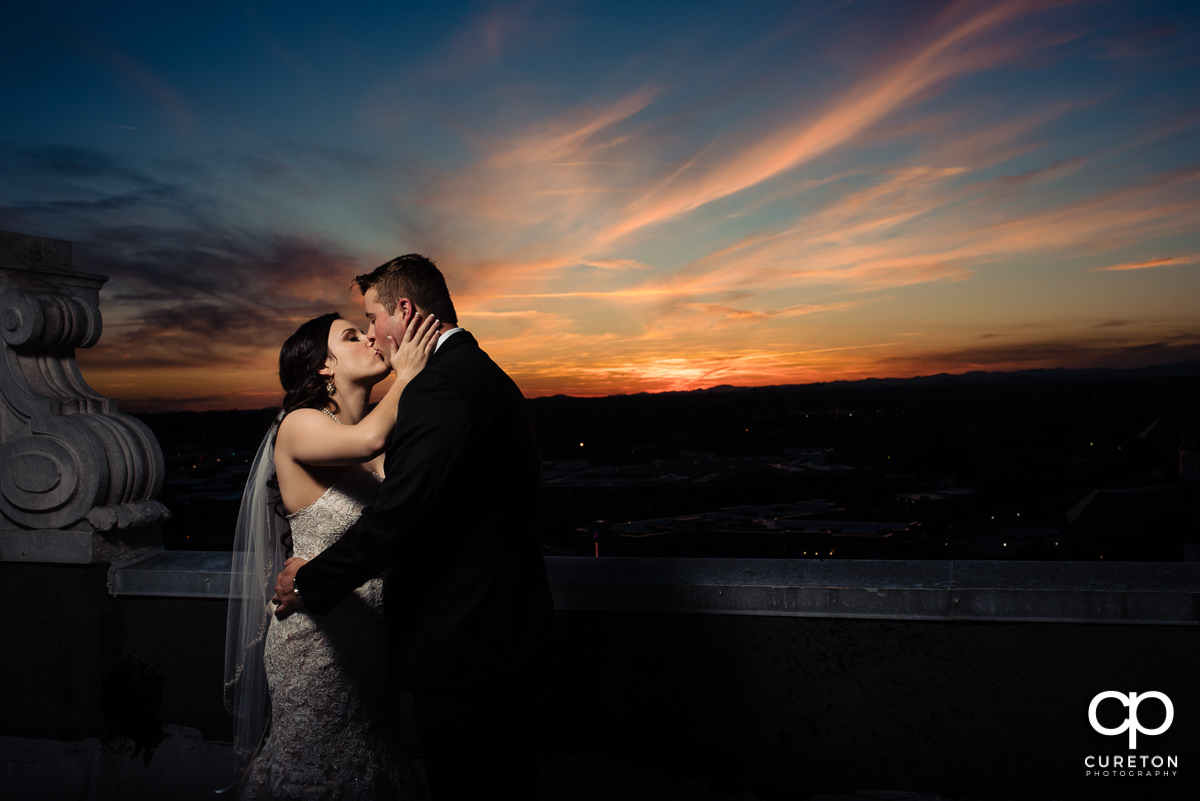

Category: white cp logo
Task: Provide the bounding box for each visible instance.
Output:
[1088,691,1174,749]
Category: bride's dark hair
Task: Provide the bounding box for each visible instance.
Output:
[279,312,342,416]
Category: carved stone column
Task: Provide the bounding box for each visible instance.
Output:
[0,231,168,564]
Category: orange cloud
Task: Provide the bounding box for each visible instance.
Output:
[1093,254,1200,271]
[425,0,557,81]
[594,1,1045,245]
[489,87,659,167]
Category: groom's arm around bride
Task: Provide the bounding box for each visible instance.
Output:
[276,254,553,801]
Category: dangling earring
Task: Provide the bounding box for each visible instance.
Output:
[326,377,336,395]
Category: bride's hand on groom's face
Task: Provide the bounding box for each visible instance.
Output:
[389,313,441,382]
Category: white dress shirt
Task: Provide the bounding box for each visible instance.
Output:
[434,326,464,352]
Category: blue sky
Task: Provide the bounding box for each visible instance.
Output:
[2,0,1199,409]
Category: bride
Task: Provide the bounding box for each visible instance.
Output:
[224,309,440,800]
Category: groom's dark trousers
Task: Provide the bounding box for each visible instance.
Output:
[413,675,539,800]
[296,331,553,800]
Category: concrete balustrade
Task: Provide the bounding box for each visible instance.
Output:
[0,231,168,565]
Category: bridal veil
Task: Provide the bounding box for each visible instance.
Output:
[223,414,290,775]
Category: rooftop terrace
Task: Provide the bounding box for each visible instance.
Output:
[6,552,1197,800]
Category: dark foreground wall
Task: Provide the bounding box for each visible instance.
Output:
[0,562,230,743]
[3,556,1197,800]
[0,562,231,799]
[543,611,1197,799]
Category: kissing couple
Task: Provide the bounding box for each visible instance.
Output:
[224,254,554,801]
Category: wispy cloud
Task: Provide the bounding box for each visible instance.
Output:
[3,0,1199,408]
[0,144,379,404]
[490,87,658,167]
[429,0,564,81]
[80,42,193,137]
[1093,253,1200,271]
[592,1,1049,245]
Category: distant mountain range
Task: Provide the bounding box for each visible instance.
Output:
[600,359,1200,400]
[133,359,1200,415]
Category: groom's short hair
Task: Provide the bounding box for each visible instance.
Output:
[355,254,458,325]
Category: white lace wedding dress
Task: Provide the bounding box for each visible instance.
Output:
[235,470,417,801]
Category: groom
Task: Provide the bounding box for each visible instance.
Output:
[273,254,554,800]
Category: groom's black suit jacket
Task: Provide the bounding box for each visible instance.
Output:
[295,330,553,691]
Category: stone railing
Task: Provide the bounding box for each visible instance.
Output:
[96,553,1200,800]
[0,231,167,564]
[110,552,1200,625]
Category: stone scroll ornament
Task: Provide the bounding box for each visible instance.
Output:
[0,232,168,538]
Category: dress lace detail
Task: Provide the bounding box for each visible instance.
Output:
[236,471,416,801]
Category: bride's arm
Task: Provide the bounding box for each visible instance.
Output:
[276,314,440,467]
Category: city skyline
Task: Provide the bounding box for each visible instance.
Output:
[2,0,1199,410]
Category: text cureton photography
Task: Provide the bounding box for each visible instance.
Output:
[1085,690,1181,782]
[1084,754,1179,778]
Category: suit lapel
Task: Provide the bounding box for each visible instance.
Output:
[388,330,475,458]
[427,329,475,366]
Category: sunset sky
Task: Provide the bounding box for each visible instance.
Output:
[2,0,1199,410]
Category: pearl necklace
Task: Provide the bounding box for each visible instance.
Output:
[320,408,342,424]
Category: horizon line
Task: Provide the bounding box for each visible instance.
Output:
[119,359,1200,415]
